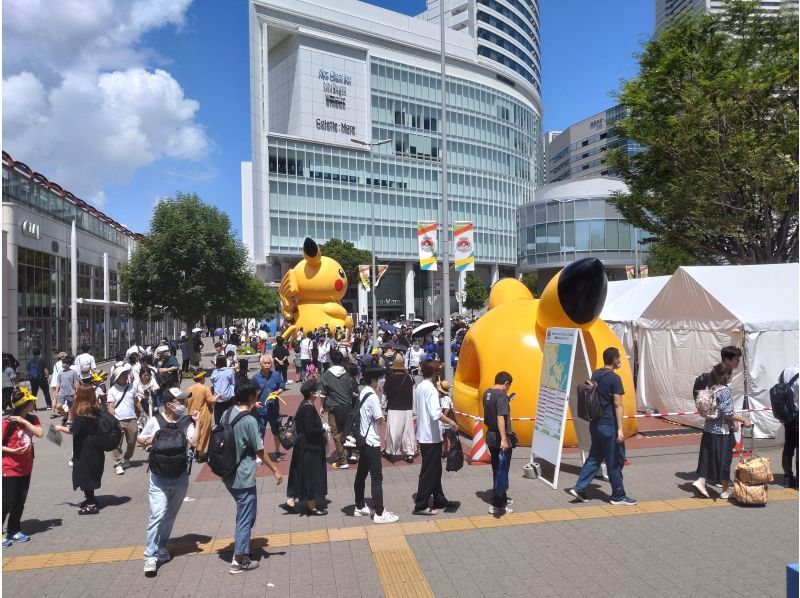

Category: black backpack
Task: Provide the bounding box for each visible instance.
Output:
[576,371,612,422]
[770,372,799,424]
[341,391,375,448]
[692,372,710,400]
[444,428,463,472]
[207,407,253,479]
[148,413,192,477]
[97,410,123,452]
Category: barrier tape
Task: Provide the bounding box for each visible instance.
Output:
[452,406,773,424]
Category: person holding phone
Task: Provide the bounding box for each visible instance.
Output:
[482,371,515,515]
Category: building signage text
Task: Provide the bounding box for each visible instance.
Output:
[319,68,351,110]
[590,118,604,130]
[20,220,41,240]
[316,119,356,136]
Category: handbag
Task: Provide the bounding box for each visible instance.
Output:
[445,428,463,472]
[278,415,298,450]
[735,455,773,485]
[733,479,768,505]
[494,449,510,495]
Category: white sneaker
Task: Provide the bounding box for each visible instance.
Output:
[229,556,259,574]
[156,547,171,563]
[373,511,399,524]
[487,505,513,515]
[353,505,372,517]
[256,457,263,465]
[68,457,73,468]
[343,436,357,448]
[719,491,731,500]
[114,464,125,475]
[692,479,709,498]
[144,557,158,576]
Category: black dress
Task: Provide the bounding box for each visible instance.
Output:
[287,400,327,503]
[71,415,105,491]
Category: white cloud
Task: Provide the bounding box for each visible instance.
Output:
[2,0,207,206]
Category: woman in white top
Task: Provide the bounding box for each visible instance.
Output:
[412,360,458,515]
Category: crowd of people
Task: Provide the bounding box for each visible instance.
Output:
[2,327,798,579]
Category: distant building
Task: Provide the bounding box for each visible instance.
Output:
[655,0,799,29]
[516,177,648,291]
[544,105,641,184]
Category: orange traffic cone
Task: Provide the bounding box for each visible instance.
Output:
[469,418,490,465]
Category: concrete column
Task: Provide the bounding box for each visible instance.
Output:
[71,220,77,356]
[357,283,368,323]
[3,229,19,361]
[103,253,110,360]
[404,262,415,320]
[491,263,499,286]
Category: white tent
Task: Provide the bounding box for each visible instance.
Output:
[636,264,799,437]
[601,276,670,377]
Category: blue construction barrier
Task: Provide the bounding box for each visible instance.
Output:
[788,563,798,598]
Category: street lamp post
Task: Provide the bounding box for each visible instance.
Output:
[351,137,392,345]
[439,0,453,382]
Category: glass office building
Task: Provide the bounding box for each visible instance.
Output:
[2,152,179,372]
[245,0,542,320]
[517,177,649,291]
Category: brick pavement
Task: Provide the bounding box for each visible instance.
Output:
[4,358,798,597]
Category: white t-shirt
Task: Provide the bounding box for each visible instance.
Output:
[359,386,383,448]
[134,378,160,400]
[300,338,312,360]
[76,352,96,373]
[225,343,237,355]
[406,347,425,368]
[318,341,331,363]
[139,414,196,442]
[415,379,443,444]
[50,359,64,388]
[107,384,137,420]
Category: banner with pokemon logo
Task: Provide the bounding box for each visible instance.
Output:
[358,265,371,291]
[375,265,389,287]
[453,221,475,272]
[417,222,438,271]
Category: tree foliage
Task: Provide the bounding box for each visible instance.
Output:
[120,192,251,329]
[646,240,700,276]
[519,272,540,298]
[464,272,489,312]
[318,238,373,290]
[609,0,798,264]
[233,275,280,320]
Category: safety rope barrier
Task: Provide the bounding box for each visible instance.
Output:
[452,406,773,423]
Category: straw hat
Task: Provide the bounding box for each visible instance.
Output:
[436,379,451,396]
[390,354,406,371]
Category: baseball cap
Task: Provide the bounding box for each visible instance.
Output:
[164,388,191,402]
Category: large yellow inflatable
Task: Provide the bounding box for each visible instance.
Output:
[279,238,354,339]
[453,258,637,446]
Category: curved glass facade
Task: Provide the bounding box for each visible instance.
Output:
[517,194,647,269]
[267,56,542,265]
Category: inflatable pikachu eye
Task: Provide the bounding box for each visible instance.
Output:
[279,237,353,339]
[453,258,637,447]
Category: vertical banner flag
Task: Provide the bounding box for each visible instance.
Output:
[453,221,475,271]
[358,265,371,291]
[417,221,438,271]
[374,265,389,288]
[626,265,635,280]
[639,264,649,278]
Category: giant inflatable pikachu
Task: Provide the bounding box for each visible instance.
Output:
[279,238,354,339]
[453,258,637,446]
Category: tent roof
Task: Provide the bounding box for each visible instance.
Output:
[638,264,799,331]
[534,177,628,203]
[601,276,670,323]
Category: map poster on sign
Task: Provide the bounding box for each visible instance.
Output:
[530,328,591,489]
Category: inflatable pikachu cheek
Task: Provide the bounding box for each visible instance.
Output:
[453,258,637,447]
[279,237,354,339]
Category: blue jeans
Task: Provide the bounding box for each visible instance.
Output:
[573,423,627,501]
[144,473,189,557]
[225,483,257,556]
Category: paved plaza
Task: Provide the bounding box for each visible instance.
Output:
[3,362,797,597]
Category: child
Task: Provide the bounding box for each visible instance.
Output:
[133,367,160,417]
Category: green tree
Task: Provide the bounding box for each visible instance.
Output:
[646,240,700,276]
[609,0,798,265]
[232,274,280,320]
[318,238,373,290]
[464,272,489,313]
[120,192,250,359]
[519,272,540,298]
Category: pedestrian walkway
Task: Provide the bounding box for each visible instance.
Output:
[4,371,797,597]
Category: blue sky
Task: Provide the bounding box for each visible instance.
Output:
[3,0,653,237]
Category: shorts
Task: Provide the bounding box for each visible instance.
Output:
[256,399,280,438]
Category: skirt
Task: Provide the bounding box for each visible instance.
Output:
[384,410,416,457]
[287,446,327,503]
[696,431,734,484]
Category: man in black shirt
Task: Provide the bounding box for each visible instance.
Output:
[569,347,637,506]
[483,371,514,515]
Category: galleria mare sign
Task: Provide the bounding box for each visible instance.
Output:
[315,67,356,136]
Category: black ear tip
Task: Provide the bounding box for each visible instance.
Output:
[303,237,318,257]
[557,258,608,324]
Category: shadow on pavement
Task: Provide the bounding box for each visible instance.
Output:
[96,495,132,508]
[21,518,63,535]
[166,533,212,557]
[214,536,287,562]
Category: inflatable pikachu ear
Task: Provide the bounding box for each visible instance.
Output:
[488,278,533,310]
[536,258,607,333]
[303,237,321,266]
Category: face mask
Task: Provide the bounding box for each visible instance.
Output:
[171,403,186,417]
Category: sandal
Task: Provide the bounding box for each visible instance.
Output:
[307,508,328,516]
[78,504,100,515]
